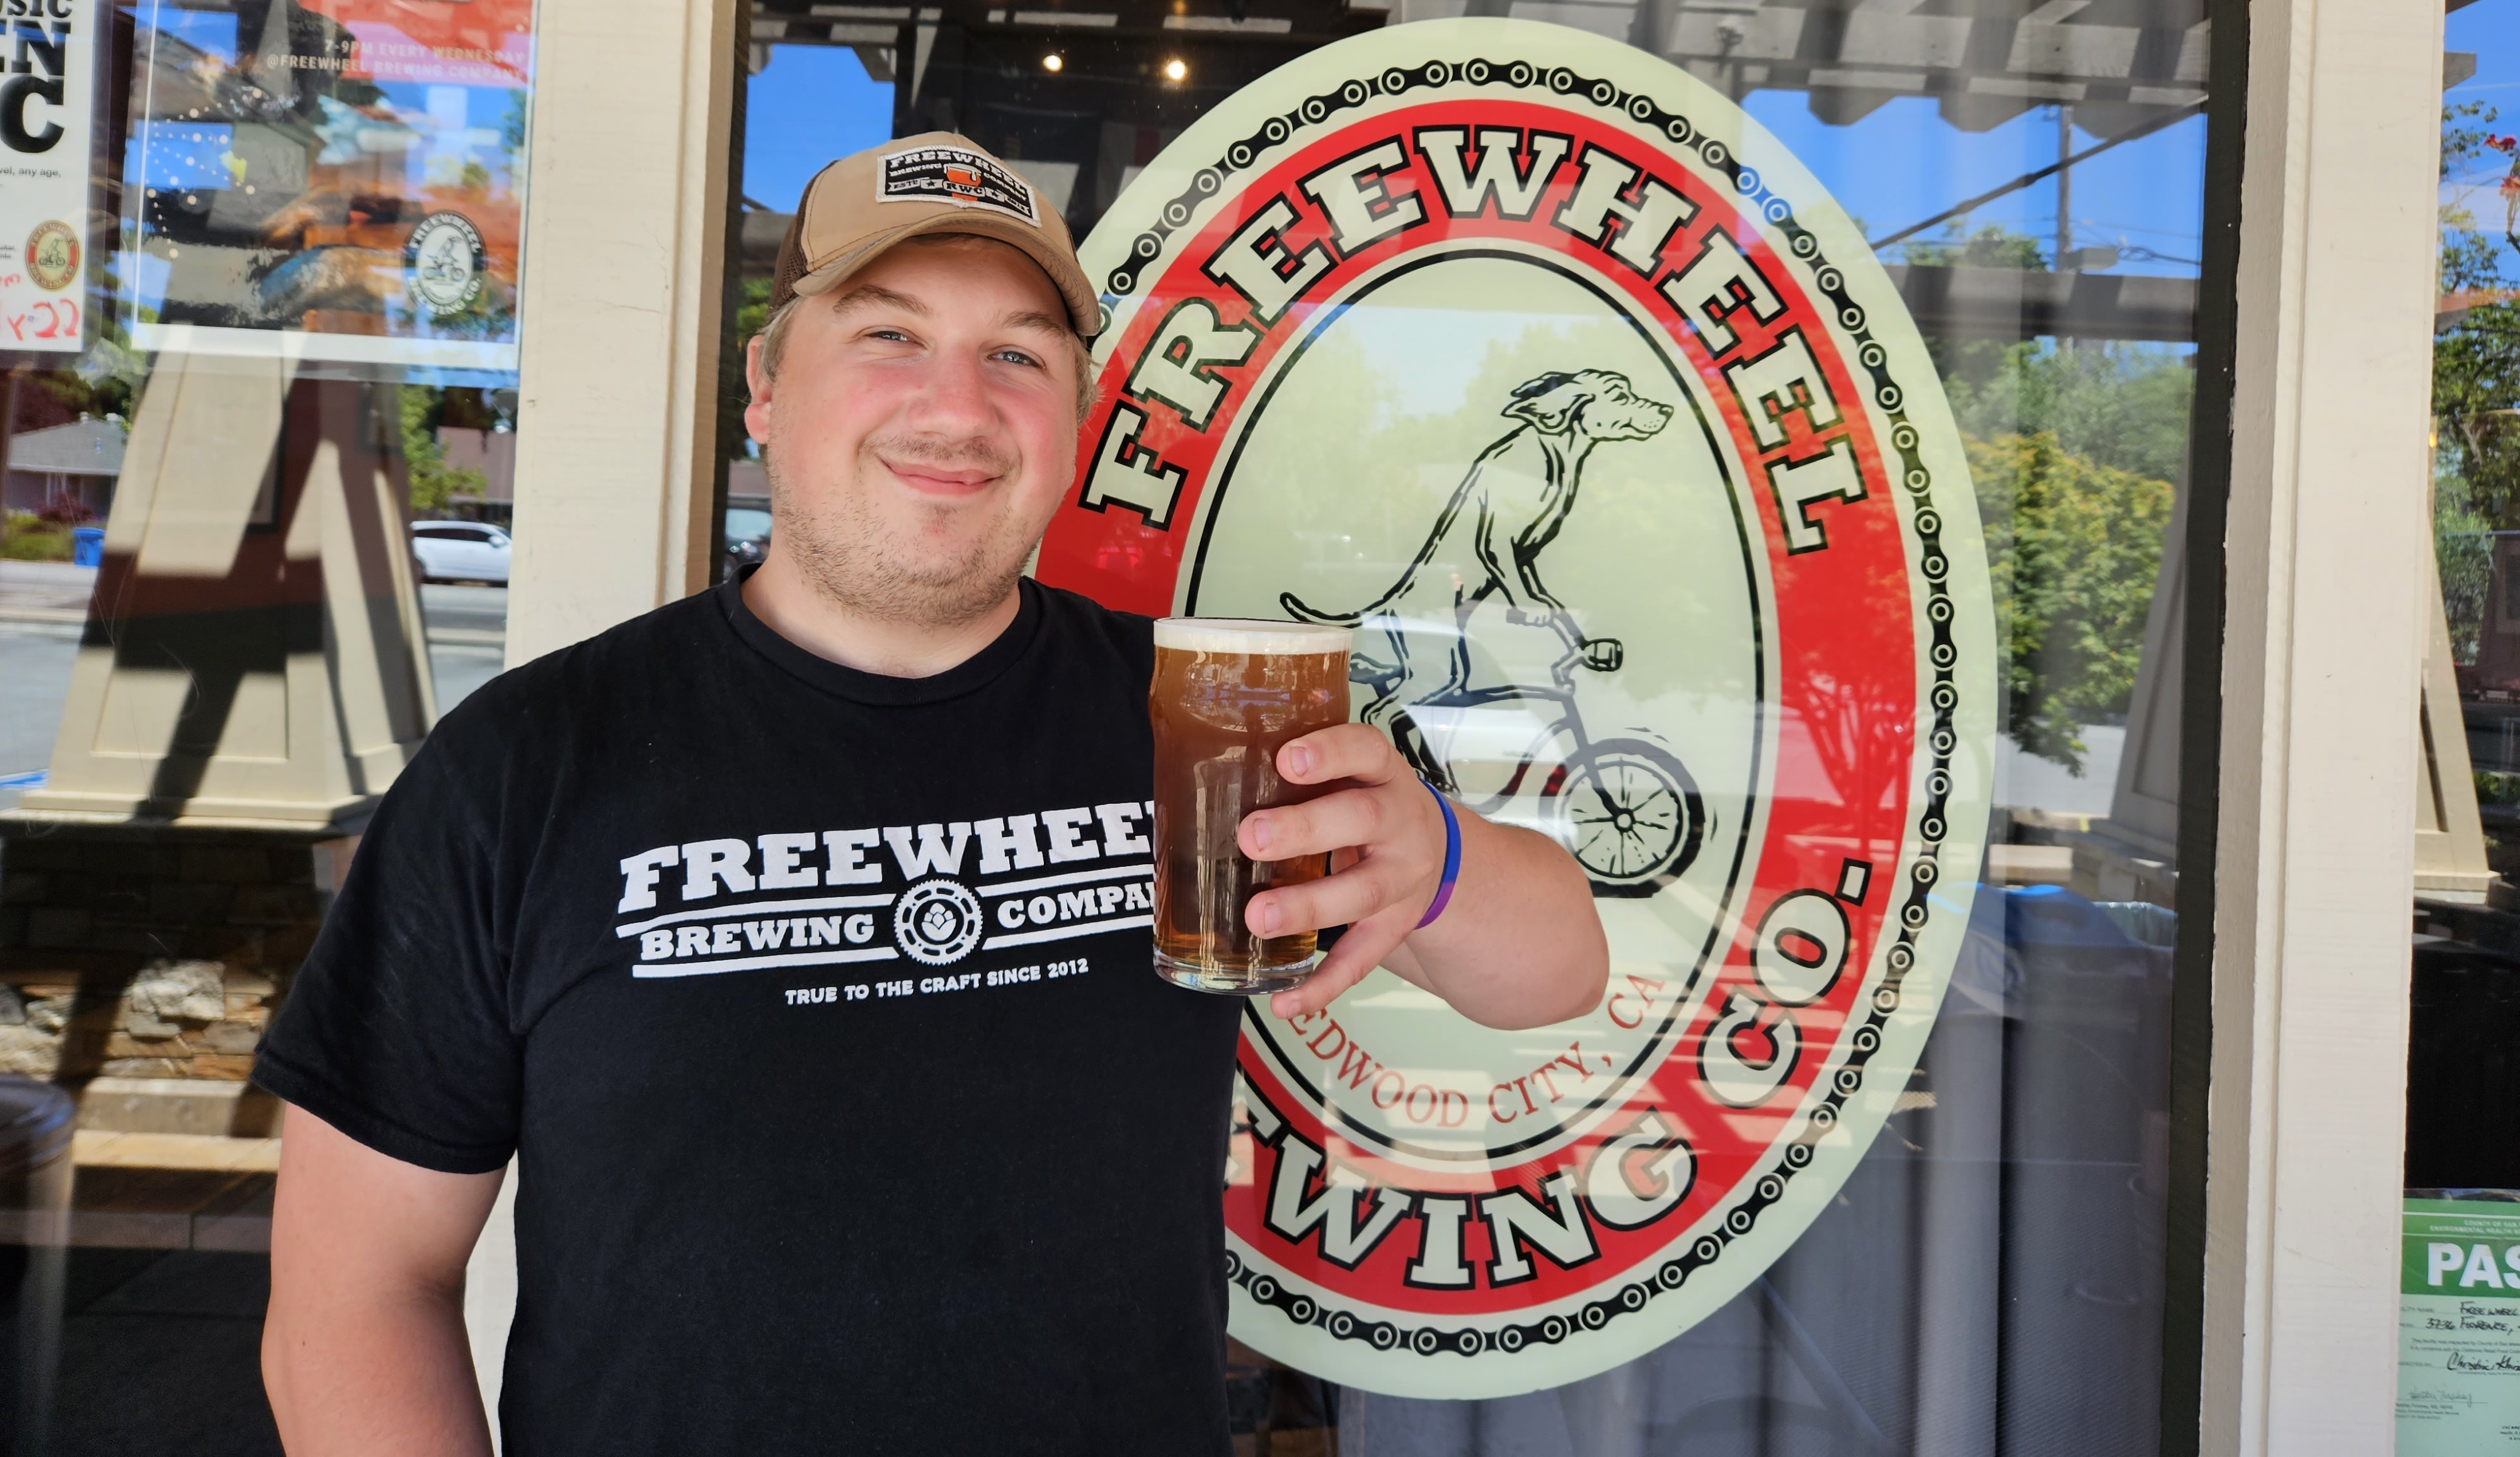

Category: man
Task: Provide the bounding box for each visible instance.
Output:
[256,134,1607,1455]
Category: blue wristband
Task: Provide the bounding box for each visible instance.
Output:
[1417,780,1462,929]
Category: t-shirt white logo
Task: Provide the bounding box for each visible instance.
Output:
[894,880,984,965]
[610,799,1157,980]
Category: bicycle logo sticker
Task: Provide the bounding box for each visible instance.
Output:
[1037,18,1997,1397]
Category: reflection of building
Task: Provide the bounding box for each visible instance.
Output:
[1,418,125,518]
[2474,536,2520,697]
[436,426,518,522]
[755,0,2211,243]
[1580,0,2204,135]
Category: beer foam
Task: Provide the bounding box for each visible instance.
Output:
[1154,617,1353,655]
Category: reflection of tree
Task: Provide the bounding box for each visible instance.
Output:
[1372,321,1649,466]
[1898,228,2196,772]
[1790,598,1911,838]
[2437,306,2520,510]
[1331,319,1749,695]
[399,387,487,513]
[1906,224,2197,483]
[1946,341,2193,485]
[1971,433,2174,772]
[39,251,142,423]
[2440,451,2493,664]
[2436,101,2520,665]
[721,276,774,462]
[2436,303,2520,664]
[1225,326,1400,548]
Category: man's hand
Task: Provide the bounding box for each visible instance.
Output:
[1237,724,1446,1015]
[1238,724,1608,1029]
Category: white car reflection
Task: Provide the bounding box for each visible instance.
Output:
[411,521,512,585]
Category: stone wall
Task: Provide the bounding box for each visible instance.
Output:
[0,826,338,1129]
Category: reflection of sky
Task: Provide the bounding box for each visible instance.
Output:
[128,123,234,192]
[2444,0,2520,276]
[144,7,237,63]
[115,249,171,302]
[2448,0,2518,112]
[372,82,513,190]
[1748,94,2206,276]
[130,88,510,197]
[742,45,894,211]
[1321,304,1612,420]
[733,36,2214,277]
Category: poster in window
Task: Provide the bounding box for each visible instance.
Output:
[120,0,531,371]
[2401,1196,2520,1453]
[0,0,96,353]
[1042,18,1996,1395]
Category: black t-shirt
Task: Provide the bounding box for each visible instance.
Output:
[254,574,1246,1455]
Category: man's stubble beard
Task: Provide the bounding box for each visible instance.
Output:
[764,431,1043,631]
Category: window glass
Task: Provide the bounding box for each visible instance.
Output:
[0,0,534,1445]
[2405,19,2520,1454]
[725,0,2213,1449]
[2410,0,2520,1195]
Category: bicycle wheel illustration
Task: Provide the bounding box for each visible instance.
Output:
[1551,738,1705,897]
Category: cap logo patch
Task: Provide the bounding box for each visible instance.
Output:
[878,146,1038,223]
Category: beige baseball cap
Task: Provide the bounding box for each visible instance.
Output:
[771,132,1099,337]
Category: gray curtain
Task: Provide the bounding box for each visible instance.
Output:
[1343,887,2174,1457]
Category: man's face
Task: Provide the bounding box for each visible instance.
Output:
[743,236,1082,629]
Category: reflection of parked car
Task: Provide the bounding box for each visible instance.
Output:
[411,521,512,585]
[724,496,772,579]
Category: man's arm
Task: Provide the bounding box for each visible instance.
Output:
[1240,724,1608,1029]
[264,1105,505,1456]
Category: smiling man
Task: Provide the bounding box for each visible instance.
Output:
[253,134,1607,1456]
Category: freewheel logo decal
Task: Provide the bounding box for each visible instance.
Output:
[1039,18,1996,1398]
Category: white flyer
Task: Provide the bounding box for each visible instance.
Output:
[0,0,93,352]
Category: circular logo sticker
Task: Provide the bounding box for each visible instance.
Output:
[404,210,487,318]
[1039,18,1996,1397]
[893,879,985,966]
[25,220,76,293]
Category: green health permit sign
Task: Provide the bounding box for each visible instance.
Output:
[2402,1196,2520,1452]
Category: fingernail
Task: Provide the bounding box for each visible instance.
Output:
[1252,901,1280,935]
[1248,818,1272,853]
[1287,744,1314,776]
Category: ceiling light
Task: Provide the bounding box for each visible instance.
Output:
[1163,56,1187,81]
[1042,51,1063,70]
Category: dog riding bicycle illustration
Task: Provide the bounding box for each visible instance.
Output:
[1281,369,1707,898]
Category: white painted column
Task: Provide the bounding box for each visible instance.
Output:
[462,1162,519,1451]
[2201,0,2446,1447]
[471,0,740,1419]
[505,0,740,666]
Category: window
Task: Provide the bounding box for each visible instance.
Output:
[0,1,537,1444]
[723,0,2218,1448]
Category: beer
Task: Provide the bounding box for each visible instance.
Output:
[1149,618,1353,993]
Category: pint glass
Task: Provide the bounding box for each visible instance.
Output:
[1150,618,1353,993]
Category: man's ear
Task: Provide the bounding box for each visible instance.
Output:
[742,334,774,446]
[1504,372,1589,433]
